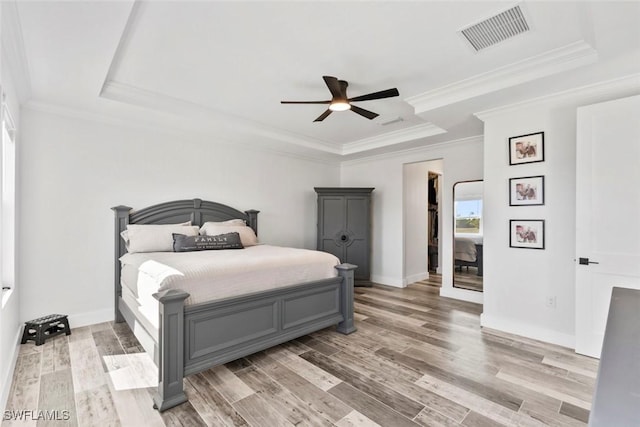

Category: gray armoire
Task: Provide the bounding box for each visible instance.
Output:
[314,187,374,282]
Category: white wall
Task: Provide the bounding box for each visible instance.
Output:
[478,82,640,347]
[403,159,442,284]
[18,108,339,327]
[341,137,483,303]
[0,42,22,412]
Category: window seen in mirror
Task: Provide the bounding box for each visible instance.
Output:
[455,199,482,234]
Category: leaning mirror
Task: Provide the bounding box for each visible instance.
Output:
[453,180,483,292]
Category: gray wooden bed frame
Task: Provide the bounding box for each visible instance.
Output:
[112,199,357,411]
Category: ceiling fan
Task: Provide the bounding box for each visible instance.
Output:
[281,76,400,122]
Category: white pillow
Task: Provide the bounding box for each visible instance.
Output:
[201,219,246,227]
[122,222,199,253]
[200,223,258,247]
[120,221,191,246]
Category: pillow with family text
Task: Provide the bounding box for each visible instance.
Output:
[172,232,244,252]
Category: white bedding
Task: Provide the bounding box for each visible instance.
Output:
[455,237,478,262]
[119,245,340,320]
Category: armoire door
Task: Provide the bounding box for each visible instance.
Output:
[345,195,370,280]
[317,195,346,261]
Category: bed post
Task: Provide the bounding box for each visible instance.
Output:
[152,289,190,411]
[335,263,357,335]
[245,209,260,236]
[112,205,132,323]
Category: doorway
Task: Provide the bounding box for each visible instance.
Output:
[427,172,440,275]
[402,159,443,286]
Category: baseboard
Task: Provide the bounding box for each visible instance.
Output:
[404,272,428,286]
[439,286,484,304]
[480,313,575,349]
[67,308,113,328]
[370,274,404,288]
[0,326,22,412]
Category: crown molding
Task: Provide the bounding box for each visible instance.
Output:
[249,126,342,155]
[24,98,483,167]
[23,99,343,165]
[474,73,640,120]
[341,135,483,166]
[406,40,598,115]
[101,80,343,155]
[341,122,446,155]
[24,98,487,168]
[25,98,194,138]
[1,1,32,103]
[103,79,451,157]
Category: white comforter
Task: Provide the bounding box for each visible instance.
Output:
[455,237,478,262]
[119,245,340,307]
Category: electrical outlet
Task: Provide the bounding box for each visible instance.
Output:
[546,296,557,308]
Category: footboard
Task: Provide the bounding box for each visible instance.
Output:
[152,263,357,411]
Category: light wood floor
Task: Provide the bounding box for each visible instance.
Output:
[3,281,598,426]
[452,268,483,292]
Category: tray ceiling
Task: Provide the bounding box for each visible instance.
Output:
[8,1,640,160]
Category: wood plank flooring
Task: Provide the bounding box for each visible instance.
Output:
[3,279,598,426]
[452,270,483,292]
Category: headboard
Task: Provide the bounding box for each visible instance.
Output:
[111,198,259,321]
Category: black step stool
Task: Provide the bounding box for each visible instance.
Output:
[21,314,71,346]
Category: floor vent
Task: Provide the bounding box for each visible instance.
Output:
[460,5,529,51]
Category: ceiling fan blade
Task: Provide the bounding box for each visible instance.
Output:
[350,105,379,120]
[281,100,331,104]
[323,76,343,99]
[349,88,399,102]
[313,109,333,122]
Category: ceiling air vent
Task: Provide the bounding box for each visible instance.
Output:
[460,5,530,52]
[379,117,404,126]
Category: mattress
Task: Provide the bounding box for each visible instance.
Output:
[454,237,479,262]
[119,245,341,332]
[121,284,160,342]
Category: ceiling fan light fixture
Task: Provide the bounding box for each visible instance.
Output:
[329,101,351,111]
[281,76,398,121]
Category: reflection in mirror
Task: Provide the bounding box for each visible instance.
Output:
[453,180,483,292]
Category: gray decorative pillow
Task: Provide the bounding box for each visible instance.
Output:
[172,232,244,252]
[122,223,198,253]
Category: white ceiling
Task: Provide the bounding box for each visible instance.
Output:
[5,0,640,160]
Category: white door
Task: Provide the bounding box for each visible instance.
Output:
[575,95,640,358]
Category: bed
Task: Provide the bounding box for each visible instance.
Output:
[454,236,483,276]
[112,199,357,411]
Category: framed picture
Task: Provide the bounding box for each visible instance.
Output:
[509,175,545,206]
[509,131,544,165]
[510,219,545,249]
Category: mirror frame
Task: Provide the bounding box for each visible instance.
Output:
[453,180,483,292]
